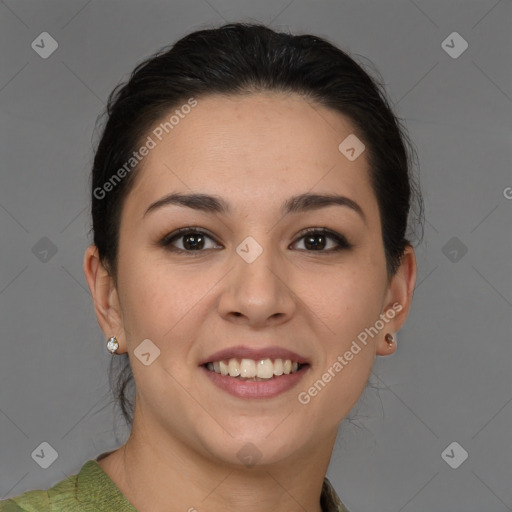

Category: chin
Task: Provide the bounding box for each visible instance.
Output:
[199,428,306,469]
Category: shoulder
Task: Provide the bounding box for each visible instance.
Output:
[0,460,134,512]
[0,463,88,512]
[0,489,51,511]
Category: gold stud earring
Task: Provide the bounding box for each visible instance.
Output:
[385,333,395,347]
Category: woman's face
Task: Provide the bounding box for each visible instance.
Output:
[100,92,413,466]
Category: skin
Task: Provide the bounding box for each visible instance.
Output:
[84,91,416,512]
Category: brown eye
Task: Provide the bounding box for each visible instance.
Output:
[160,228,221,252]
[292,229,351,252]
[181,232,207,250]
[159,227,351,255]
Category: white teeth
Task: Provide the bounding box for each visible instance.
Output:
[240,359,256,378]
[219,360,229,375]
[228,358,240,377]
[273,358,283,376]
[257,359,274,379]
[206,357,302,379]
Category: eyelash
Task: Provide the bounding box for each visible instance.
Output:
[158,226,352,255]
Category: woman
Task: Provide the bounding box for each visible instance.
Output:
[0,22,421,512]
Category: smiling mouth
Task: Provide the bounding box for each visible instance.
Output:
[203,358,308,381]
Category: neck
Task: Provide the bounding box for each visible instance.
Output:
[99,415,338,512]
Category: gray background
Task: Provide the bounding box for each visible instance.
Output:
[1,1,511,511]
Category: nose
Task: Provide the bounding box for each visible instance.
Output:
[217,237,297,328]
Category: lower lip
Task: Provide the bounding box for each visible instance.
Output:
[200,365,309,399]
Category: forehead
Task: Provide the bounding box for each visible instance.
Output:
[124,92,376,220]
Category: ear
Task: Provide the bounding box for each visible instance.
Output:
[83,244,126,353]
[376,245,417,356]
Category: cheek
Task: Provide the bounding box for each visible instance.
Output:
[116,250,176,336]
[311,262,385,332]
[117,250,214,353]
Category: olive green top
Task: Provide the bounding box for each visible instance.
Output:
[0,459,350,511]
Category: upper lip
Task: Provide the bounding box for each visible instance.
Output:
[199,345,310,366]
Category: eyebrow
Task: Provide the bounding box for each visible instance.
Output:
[143,192,366,223]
